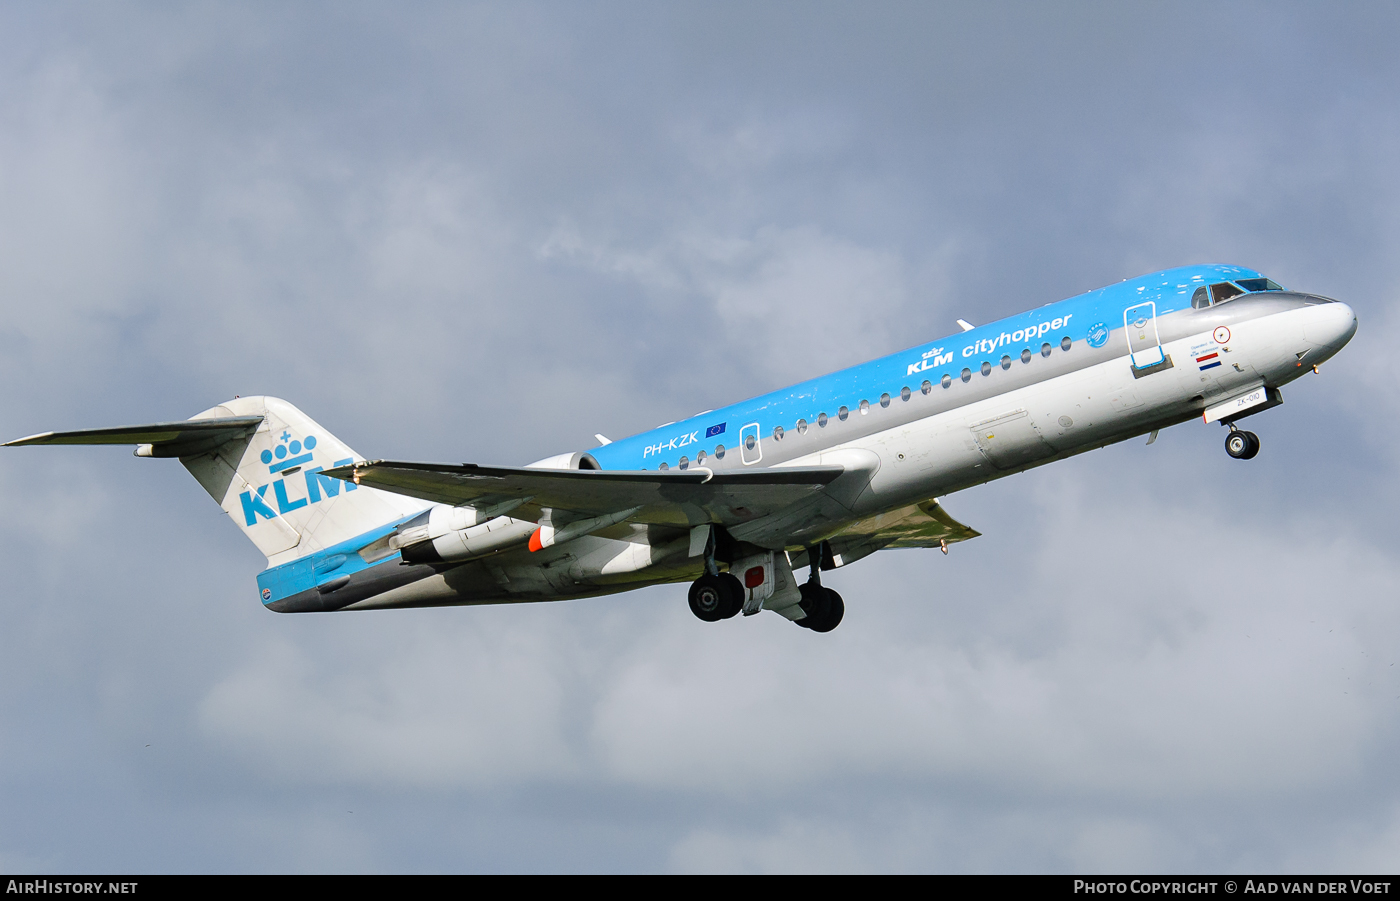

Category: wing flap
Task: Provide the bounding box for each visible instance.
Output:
[323,460,845,526]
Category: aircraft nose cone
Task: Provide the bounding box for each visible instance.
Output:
[1303,299,1357,351]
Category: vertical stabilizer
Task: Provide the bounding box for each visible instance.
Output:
[179,397,430,564]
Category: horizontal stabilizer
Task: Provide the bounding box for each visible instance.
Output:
[4,416,264,458]
[323,460,845,527]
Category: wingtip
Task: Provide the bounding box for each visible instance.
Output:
[2,432,56,447]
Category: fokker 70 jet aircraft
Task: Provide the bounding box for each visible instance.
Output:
[6,265,1357,632]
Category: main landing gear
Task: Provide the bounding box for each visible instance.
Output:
[688,572,743,621]
[796,543,844,633]
[797,582,844,633]
[1224,425,1260,460]
[685,533,844,633]
[687,526,743,622]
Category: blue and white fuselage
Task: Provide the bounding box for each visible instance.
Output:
[5,264,1357,632]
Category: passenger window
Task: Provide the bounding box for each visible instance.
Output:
[1000,354,1011,370]
[942,374,953,388]
[773,426,784,440]
[796,419,808,434]
[1021,348,1032,364]
[980,361,991,376]
[696,450,706,464]
[678,456,689,470]
[659,462,669,470]
[716,445,726,459]
[1041,343,1052,357]
[1210,282,1245,304]
[838,405,849,421]
[879,393,891,408]
[817,412,828,427]
[960,368,972,382]
[859,399,870,414]
[921,380,932,395]
[1060,336,1072,351]
[744,434,756,450]
[900,386,911,401]
[1192,286,1210,309]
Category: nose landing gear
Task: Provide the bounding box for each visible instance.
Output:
[1225,426,1260,460]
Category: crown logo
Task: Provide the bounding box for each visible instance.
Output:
[261,431,318,473]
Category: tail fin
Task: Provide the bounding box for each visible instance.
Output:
[6,396,430,563]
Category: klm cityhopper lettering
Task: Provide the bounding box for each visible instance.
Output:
[905,316,1078,377]
[239,430,356,526]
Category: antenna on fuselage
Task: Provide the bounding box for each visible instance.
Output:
[956,319,976,332]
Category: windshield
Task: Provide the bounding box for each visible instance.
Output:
[1192,276,1286,309]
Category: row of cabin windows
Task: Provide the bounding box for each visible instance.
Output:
[659,334,1076,470]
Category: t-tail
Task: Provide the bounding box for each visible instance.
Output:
[4,396,431,606]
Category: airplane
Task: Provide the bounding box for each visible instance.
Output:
[4,264,1356,633]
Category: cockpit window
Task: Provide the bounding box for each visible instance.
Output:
[1210,282,1245,304]
[1192,286,1210,309]
[1235,277,1284,293]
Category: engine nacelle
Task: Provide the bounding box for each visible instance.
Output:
[525,451,600,470]
[394,505,535,565]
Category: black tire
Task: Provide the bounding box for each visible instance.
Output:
[688,575,726,622]
[796,582,829,629]
[688,573,743,622]
[808,588,845,633]
[717,572,744,619]
[796,584,844,632]
[1241,431,1261,460]
[1225,431,1250,459]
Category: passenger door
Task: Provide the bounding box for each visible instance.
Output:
[1124,301,1166,370]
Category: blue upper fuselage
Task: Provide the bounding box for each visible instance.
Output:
[587,264,1268,472]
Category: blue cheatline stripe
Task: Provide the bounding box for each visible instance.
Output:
[255,511,425,604]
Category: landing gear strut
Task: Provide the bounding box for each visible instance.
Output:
[796,542,844,633]
[1224,425,1260,460]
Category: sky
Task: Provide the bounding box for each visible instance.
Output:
[1,1,1399,874]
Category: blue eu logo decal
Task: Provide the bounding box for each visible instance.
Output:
[1086,322,1109,348]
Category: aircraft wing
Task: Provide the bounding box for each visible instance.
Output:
[852,498,982,549]
[786,498,981,570]
[3,417,264,457]
[322,460,846,527]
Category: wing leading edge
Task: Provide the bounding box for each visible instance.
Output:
[322,460,846,527]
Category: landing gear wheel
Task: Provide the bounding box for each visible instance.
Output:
[797,584,845,633]
[1225,430,1261,460]
[688,573,742,622]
